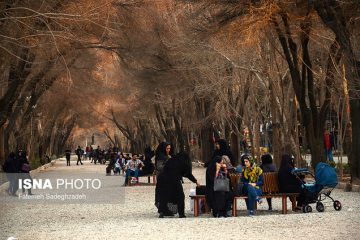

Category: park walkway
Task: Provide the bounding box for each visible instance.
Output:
[0,158,360,240]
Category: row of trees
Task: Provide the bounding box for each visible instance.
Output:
[100,0,359,183]
[0,0,116,165]
[1,1,359,184]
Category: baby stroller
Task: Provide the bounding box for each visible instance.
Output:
[292,162,342,213]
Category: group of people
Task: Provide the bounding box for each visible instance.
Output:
[2,150,33,196]
[205,139,306,217]
[152,138,307,218]
[64,145,122,166]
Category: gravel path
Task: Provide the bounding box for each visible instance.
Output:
[0,159,359,240]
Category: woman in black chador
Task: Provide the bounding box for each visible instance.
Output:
[154,142,172,211]
[205,155,233,217]
[139,146,155,176]
[155,142,173,175]
[206,139,236,167]
[205,139,235,216]
[155,152,199,218]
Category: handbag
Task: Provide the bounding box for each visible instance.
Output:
[214,173,230,192]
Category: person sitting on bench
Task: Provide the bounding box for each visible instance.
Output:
[124,154,143,186]
[241,155,264,216]
[139,146,155,176]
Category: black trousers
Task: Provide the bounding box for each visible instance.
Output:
[66,158,70,166]
[76,155,83,165]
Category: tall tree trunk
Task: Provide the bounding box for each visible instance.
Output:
[200,126,214,165]
[350,100,360,183]
[314,0,360,183]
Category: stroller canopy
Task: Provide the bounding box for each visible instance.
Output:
[315,162,338,188]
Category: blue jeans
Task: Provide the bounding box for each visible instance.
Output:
[244,184,262,211]
[325,149,334,162]
[125,169,139,184]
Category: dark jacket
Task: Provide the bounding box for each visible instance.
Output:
[3,153,20,173]
[278,155,302,193]
[140,147,155,175]
[260,163,276,173]
[19,155,31,173]
[65,150,71,159]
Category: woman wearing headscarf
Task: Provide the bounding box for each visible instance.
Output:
[139,146,155,176]
[155,142,172,175]
[205,155,233,217]
[154,142,173,214]
[206,139,236,167]
[241,154,264,216]
[19,150,32,195]
[278,154,305,209]
[260,154,276,210]
[156,152,199,218]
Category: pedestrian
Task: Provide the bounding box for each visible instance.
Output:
[19,151,32,195]
[65,149,71,166]
[156,152,199,218]
[2,152,20,196]
[76,146,83,165]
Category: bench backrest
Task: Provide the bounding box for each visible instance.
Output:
[262,172,279,194]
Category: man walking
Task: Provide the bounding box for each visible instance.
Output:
[65,149,71,166]
[76,146,83,165]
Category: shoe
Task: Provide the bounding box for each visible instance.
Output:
[226,210,233,217]
[268,207,273,211]
[256,197,263,204]
[294,206,302,212]
[248,210,254,216]
[159,213,164,218]
[179,214,186,218]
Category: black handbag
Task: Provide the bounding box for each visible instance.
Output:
[214,174,230,192]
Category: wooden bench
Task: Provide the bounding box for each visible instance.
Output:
[232,172,298,216]
[127,173,157,186]
[189,195,210,217]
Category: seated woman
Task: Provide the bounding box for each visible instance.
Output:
[278,154,305,209]
[156,152,199,218]
[260,154,276,210]
[241,155,264,216]
[139,146,155,176]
